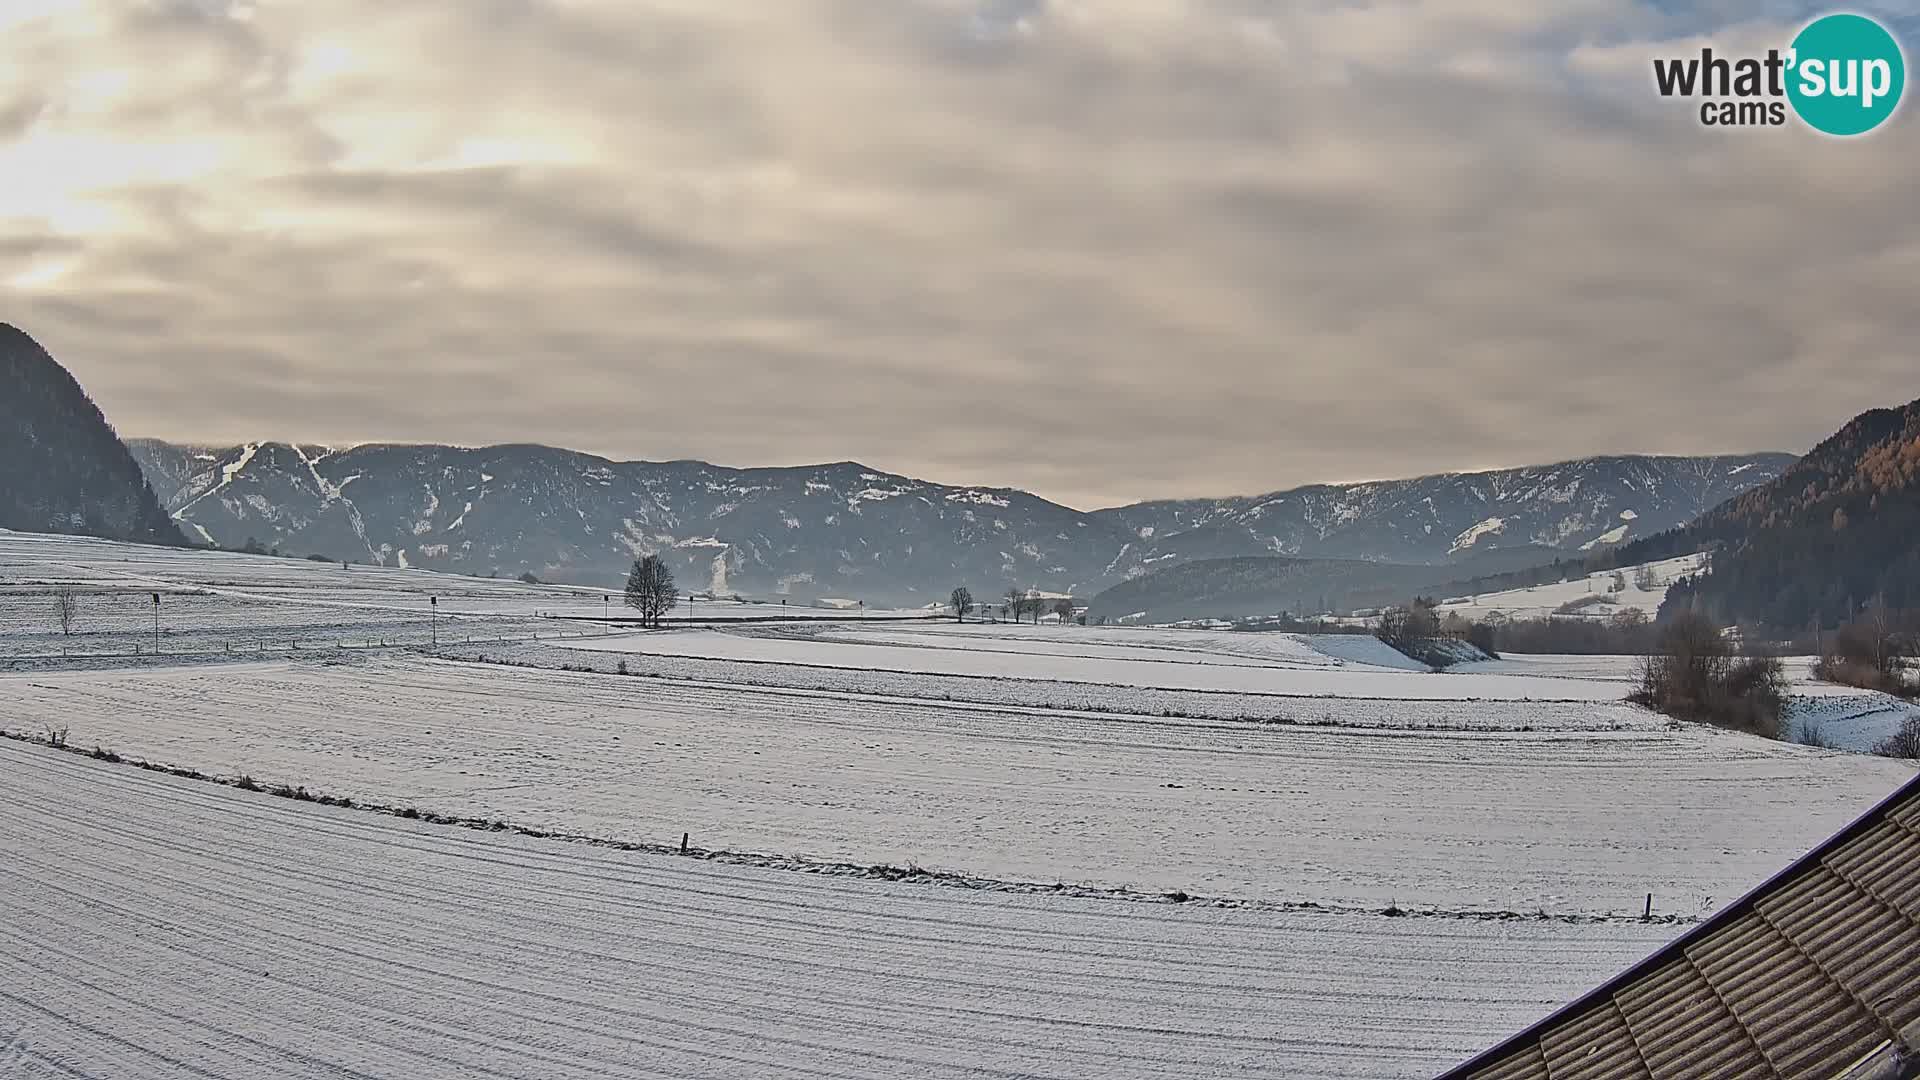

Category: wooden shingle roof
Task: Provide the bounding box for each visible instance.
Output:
[1438,771,1920,1080]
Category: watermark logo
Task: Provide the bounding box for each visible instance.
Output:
[1653,12,1905,135]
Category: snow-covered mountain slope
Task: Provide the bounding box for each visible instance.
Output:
[1093,454,1793,566]
[1435,553,1709,621]
[126,441,1790,602]
[127,441,1112,602]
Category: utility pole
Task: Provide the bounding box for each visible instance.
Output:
[603,595,610,635]
[151,592,161,654]
[686,593,692,621]
[430,595,438,649]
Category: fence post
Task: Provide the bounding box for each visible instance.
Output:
[1644,893,1653,921]
[680,832,689,855]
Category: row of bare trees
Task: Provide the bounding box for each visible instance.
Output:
[948,586,1073,624]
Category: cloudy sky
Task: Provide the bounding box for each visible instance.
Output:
[4,0,1917,509]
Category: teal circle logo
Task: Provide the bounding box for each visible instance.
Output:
[1787,13,1905,135]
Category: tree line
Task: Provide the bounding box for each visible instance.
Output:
[948,586,1075,624]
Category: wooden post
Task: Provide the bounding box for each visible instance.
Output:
[1644,893,1653,920]
[680,832,689,855]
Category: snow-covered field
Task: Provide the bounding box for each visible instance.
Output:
[1788,691,1920,753]
[1,530,1915,1078]
[0,532,934,657]
[0,740,1678,1080]
[1437,553,1706,621]
[6,655,1909,914]
[1458,652,1920,752]
[567,623,1626,701]
[472,638,1667,730]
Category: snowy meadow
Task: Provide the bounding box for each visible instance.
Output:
[1,531,1913,1079]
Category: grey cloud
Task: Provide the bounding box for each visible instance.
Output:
[3,1,1916,510]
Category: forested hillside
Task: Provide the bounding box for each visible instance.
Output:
[1646,399,1920,630]
[0,324,183,546]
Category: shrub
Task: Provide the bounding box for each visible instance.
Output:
[1813,613,1918,698]
[1795,721,1839,750]
[1464,620,1500,660]
[1874,716,1920,759]
[1487,611,1659,655]
[43,726,68,749]
[1629,612,1786,739]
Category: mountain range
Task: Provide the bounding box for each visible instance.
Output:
[0,324,181,546]
[5,320,1899,630]
[126,437,1791,604]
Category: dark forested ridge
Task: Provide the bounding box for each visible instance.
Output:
[1634,398,1920,630]
[0,324,183,546]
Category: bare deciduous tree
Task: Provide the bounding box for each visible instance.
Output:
[1377,596,1440,654]
[950,587,974,621]
[1875,716,1920,759]
[1630,611,1787,738]
[1863,594,1898,679]
[1051,598,1074,623]
[1814,593,1916,696]
[55,590,77,636]
[625,555,677,628]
